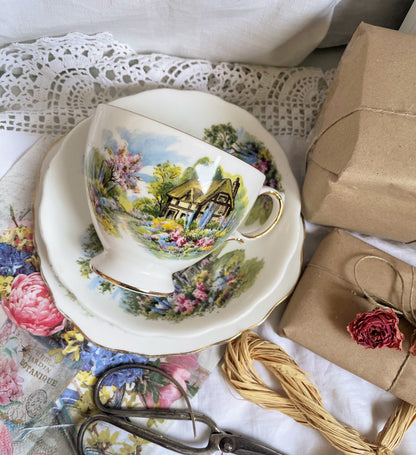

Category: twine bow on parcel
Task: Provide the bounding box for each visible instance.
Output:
[353,255,416,327]
[222,331,416,455]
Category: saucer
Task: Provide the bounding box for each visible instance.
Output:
[35,89,303,355]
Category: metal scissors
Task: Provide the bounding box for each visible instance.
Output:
[76,363,285,455]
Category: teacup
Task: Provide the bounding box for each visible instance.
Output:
[84,104,284,295]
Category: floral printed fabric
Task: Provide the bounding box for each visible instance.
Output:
[0,151,222,453]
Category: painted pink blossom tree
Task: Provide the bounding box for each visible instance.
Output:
[106,143,143,193]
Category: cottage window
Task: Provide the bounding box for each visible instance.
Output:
[165,209,178,219]
[217,194,228,204]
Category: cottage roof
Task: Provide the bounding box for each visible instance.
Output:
[167,178,235,209]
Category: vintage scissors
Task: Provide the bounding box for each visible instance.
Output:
[76,363,286,455]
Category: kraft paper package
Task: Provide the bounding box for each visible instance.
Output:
[302,23,416,243]
[278,229,416,406]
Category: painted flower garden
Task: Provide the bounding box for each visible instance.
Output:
[78,223,264,321]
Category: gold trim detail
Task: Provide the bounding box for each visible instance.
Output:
[89,263,173,297]
[242,189,284,239]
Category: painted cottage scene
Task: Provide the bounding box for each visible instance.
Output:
[81,123,283,320]
[86,124,251,260]
[162,176,240,228]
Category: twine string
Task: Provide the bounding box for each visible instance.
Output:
[307,105,416,162]
[353,255,410,322]
[309,255,416,327]
[222,331,416,455]
[352,255,416,392]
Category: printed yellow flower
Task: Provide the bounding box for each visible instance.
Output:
[86,427,119,451]
[49,329,84,363]
[75,389,96,414]
[0,276,14,299]
[76,370,97,387]
[119,434,148,454]
[99,385,116,405]
[1,225,35,252]
[26,255,40,271]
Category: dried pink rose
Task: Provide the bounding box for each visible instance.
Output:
[347,308,404,351]
[2,273,66,336]
[0,357,24,405]
[409,339,416,356]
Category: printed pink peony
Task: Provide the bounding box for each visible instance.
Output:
[2,273,66,336]
[347,308,404,351]
[0,421,13,455]
[144,362,191,408]
[165,353,199,371]
[0,357,24,405]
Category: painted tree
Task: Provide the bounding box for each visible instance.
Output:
[204,124,283,191]
[203,123,238,151]
[106,144,143,193]
[148,161,182,215]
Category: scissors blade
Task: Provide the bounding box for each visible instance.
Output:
[215,433,286,455]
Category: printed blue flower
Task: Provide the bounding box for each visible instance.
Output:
[80,342,147,376]
[57,388,80,407]
[0,242,36,277]
[101,367,144,389]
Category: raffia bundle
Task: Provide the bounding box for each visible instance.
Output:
[222,331,416,455]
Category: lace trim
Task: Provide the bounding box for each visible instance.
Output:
[0,32,334,138]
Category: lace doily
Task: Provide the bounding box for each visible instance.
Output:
[0,32,334,138]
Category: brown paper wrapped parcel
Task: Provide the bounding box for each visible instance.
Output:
[302,23,416,243]
[278,229,416,406]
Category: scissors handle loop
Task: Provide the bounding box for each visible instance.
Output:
[77,412,219,455]
[94,363,196,431]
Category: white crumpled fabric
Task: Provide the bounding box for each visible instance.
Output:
[1,32,416,454]
[1,0,341,66]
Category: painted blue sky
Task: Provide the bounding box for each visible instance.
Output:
[102,127,194,168]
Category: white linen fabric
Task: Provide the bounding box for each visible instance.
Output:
[1,0,340,66]
[1,32,416,454]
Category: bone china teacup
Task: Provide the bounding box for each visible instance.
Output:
[84,104,284,295]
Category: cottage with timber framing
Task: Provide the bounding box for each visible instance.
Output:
[161,177,240,228]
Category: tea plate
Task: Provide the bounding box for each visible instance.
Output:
[36,89,303,355]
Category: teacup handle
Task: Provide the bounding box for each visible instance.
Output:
[229,186,284,242]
